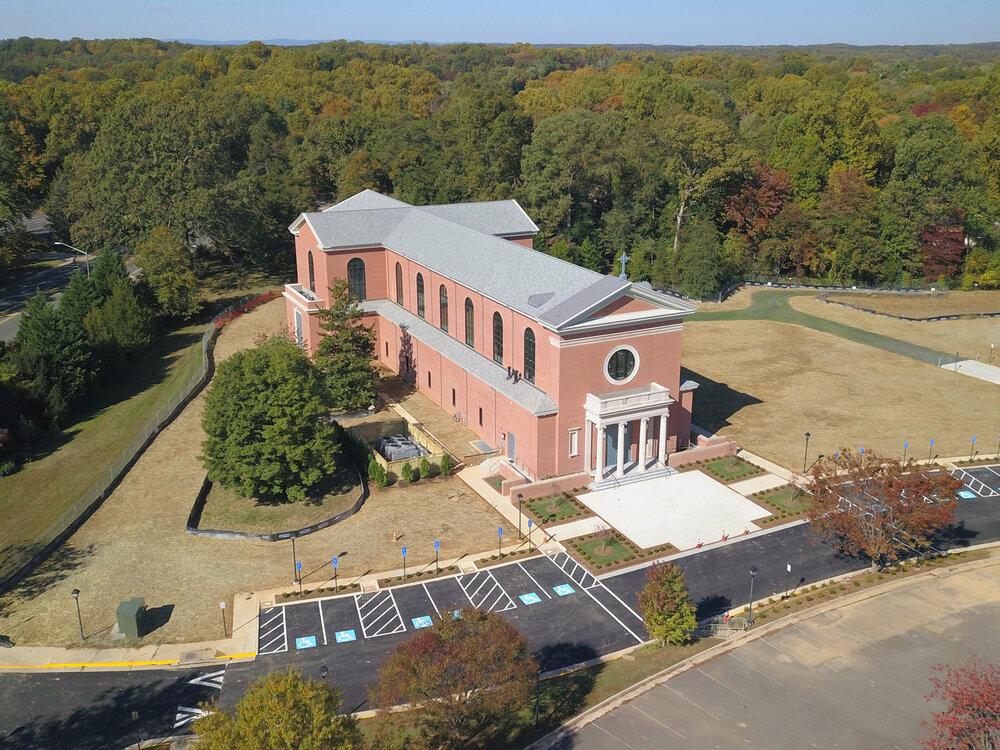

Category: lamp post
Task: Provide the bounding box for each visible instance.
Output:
[747,566,758,626]
[517,493,524,540]
[802,432,811,474]
[54,241,90,279]
[71,588,84,642]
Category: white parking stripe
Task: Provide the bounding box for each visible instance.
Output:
[318,601,327,645]
[517,562,553,598]
[458,569,516,612]
[544,552,644,643]
[257,606,288,654]
[355,591,406,638]
[422,583,441,614]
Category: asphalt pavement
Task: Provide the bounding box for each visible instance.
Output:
[0,257,82,342]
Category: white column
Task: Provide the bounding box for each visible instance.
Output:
[658,411,668,465]
[616,421,626,477]
[638,417,649,473]
[584,418,592,476]
[595,425,605,479]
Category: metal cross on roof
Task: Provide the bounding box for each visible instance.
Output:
[617,251,631,280]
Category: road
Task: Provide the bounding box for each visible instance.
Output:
[0,466,997,748]
[0,257,82,342]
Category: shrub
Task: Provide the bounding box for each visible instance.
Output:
[439,452,452,476]
[419,456,431,479]
[401,462,414,483]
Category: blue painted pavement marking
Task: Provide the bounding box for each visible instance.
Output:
[958,490,977,499]
[553,584,576,597]
[411,615,433,629]
[519,593,542,605]
[335,629,357,643]
[295,635,317,649]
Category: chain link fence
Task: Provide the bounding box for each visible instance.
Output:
[0,290,281,592]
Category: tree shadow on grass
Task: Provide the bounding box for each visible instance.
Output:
[0,543,95,618]
[681,367,762,435]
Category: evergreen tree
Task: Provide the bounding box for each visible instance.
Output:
[313,279,377,411]
[637,562,698,646]
[84,277,154,362]
[90,250,130,302]
[57,269,98,330]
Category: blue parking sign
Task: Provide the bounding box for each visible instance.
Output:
[296,561,302,571]
[434,539,440,551]
[402,546,407,558]
[332,556,338,568]
[498,526,503,537]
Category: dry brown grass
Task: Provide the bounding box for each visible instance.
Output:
[0,299,507,647]
[789,295,1000,361]
[683,319,1000,470]
[822,289,1000,317]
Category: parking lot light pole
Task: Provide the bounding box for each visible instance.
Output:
[517,493,524,540]
[802,432,811,473]
[320,665,328,686]
[71,588,84,642]
[747,566,758,626]
[54,241,90,279]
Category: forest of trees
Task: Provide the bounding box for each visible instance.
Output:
[2,37,1000,296]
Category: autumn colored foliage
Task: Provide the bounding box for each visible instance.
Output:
[369,608,537,749]
[921,657,1000,750]
[807,451,960,570]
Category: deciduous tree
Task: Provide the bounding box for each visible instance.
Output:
[921,656,1000,750]
[202,336,339,503]
[807,451,961,571]
[370,608,537,750]
[637,561,698,645]
[133,225,200,318]
[192,668,361,750]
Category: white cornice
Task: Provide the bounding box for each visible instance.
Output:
[548,323,683,348]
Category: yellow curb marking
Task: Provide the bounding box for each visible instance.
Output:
[0,659,178,669]
[216,652,256,659]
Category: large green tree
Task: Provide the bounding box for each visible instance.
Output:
[202,336,340,503]
[637,561,698,645]
[133,226,200,318]
[192,669,361,750]
[313,279,377,412]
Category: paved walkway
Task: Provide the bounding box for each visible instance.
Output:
[944,359,1000,385]
[536,553,1000,750]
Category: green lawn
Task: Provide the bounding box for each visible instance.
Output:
[526,493,590,524]
[699,456,765,482]
[0,323,205,578]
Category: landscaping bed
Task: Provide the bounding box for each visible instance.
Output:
[566,531,675,573]
[753,484,812,526]
[682,456,765,483]
[525,491,593,524]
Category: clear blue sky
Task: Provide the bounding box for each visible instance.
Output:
[2,0,998,46]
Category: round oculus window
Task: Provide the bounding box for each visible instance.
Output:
[605,346,639,384]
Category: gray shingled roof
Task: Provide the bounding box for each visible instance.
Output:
[291,191,694,332]
[361,299,559,416]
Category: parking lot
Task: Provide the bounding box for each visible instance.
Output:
[257,552,647,675]
[954,464,1000,499]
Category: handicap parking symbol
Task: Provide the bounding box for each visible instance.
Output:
[519,593,542,605]
[335,629,357,643]
[958,490,977,499]
[553,584,576,597]
[295,635,317,650]
[411,616,433,629]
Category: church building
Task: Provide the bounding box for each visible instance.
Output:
[284,190,698,484]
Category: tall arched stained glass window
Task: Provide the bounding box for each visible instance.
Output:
[464,298,474,347]
[416,273,425,318]
[492,312,503,365]
[439,285,448,332]
[395,262,403,305]
[347,258,366,300]
[523,328,536,383]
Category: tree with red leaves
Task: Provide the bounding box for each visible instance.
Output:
[921,219,967,281]
[370,608,537,750]
[725,162,791,275]
[921,656,1000,750]
[807,451,960,571]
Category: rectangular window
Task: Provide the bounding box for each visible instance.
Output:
[478,407,483,427]
[427,371,432,388]
[385,341,389,357]
[451,388,456,406]
[569,429,580,458]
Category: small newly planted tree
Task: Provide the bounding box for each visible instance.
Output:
[807,450,961,571]
[192,668,361,750]
[439,452,452,476]
[370,608,537,749]
[637,562,698,645]
[921,656,1000,750]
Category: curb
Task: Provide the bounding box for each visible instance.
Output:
[525,546,1000,750]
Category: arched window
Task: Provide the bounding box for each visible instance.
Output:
[464,298,474,347]
[395,262,403,305]
[416,273,425,318]
[307,251,315,293]
[523,328,536,383]
[347,258,366,300]
[492,312,504,365]
[439,285,448,332]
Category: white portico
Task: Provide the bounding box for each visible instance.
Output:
[584,382,674,484]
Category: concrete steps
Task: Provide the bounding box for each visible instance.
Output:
[589,465,678,491]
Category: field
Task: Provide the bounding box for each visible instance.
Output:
[0,299,509,647]
[686,288,1000,469]
[822,289,1000,317]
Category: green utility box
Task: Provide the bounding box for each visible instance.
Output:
[116,597,146,639]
